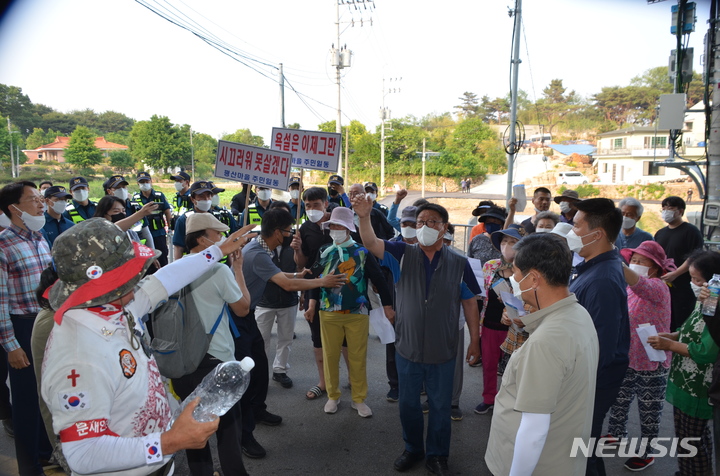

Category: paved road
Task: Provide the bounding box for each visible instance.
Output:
[0,311,679,475]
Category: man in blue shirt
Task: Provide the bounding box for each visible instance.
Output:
[133,172,172,267]
[567,198,629,476]
[42,186,74,248]
[63,176,96,223]
[615,197,653,250]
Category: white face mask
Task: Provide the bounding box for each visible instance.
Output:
[565,229,598,254]
[290,190,300,200]
[661,209,677,223]
[559,201,572,214]
[195,200,212,212]
[510,273,532,299]
[73,189,89,202]
[306,209,324,223]
[401,226,417,239]
[629,263,650,277]
[51,200,68,215]
[534,227,552,234]
[211,195,220,207]
[691,282,703,298]
[139,183,152,192]
[113,188,129,201]
[329,229,348,244]
[174,182,185,192]
[367,193,377,202]
[12,205,46,232]
[622,216,636,230]
[500,242,516,261]
[416,225,441,247]
[0,213,11,228]
[257,189,272,201]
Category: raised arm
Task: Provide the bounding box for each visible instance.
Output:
[351,194,385,259]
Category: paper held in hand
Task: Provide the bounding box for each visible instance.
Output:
[636,324,667,362]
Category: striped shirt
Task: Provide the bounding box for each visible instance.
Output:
[0,223,52,352]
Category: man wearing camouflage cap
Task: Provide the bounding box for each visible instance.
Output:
[41,218,256,476]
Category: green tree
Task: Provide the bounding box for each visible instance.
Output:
[25,128,62,150]
[65,126,103,169]
[455,92,479,118]
[191,132,218,179]
[287,123,301,129]
[109,150,135,173]
[0,84,37,136]
[41,111,77,135]
[130,115,189,171]
[96,111,134,133]
[221,129,264,147]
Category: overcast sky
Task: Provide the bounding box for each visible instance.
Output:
[0,0,711,143]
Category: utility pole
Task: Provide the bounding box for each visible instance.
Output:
[704,1,720,238]
[279,63,285,128]
[422,138,426,198]
[506,0,522,201]
[7,117,15,179]
[380,76,400,196]
[189,128,195,181]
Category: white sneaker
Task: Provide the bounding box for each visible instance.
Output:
[324,399,339,414]
[351,401,373,418]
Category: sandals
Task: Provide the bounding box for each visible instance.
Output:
[306,385,326,400]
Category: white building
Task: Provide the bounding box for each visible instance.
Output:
[594,102,706,185]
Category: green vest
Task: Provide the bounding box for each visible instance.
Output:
[133,191,166,232]
[246,205,263,226]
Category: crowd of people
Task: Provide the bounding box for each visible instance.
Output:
[0,173,718,476]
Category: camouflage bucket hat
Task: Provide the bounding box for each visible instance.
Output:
[49,218,159,318]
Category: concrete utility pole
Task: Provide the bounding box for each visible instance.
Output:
[506,0,522,201]
[380,77,400,196]
[705,1,720,236]
[279,63,285,128]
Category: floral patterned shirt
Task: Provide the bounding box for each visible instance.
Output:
[627,276,672,371]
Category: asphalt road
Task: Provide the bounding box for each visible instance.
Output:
[0,311,680,475]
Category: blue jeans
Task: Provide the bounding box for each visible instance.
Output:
[9,315,52,476]
[396,353,455,459]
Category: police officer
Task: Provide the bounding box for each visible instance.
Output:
[42,186,74,248]
[208,181,239,235]
[327,174,350,207]
[104,175,154,249]
[239,186,274,229]
[63,176,97,223]
[172,180,216,260]
[171,171,192,215]
[365,182,388,217]
[288,177,306,223]
[133,172,173,267]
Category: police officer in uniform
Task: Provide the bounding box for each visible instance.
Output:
[104,175,154,249]
[133,172,172,267]
[42,186,74,248]
[208,181,239,235]
[63,176,97,224]
[171,171,192,217]
[239,186,274,229]
[172,180,216,260]
[365,181,388,217]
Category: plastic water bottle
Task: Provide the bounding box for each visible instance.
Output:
[702,274,720,316]
[175,357,255,423]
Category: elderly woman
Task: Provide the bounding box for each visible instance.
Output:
[647,250,720,476]
[474,224,524,415]
[604,241,675,471]
[533,211,560,233]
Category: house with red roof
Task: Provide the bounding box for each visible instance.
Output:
[22,136,128,164]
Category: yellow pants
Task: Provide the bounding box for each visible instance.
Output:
[319,310,369,402]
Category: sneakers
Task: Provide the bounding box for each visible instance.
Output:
[473,402,494,414]
[272,372,293,388]
[241,436,266,459]
[351,401,373,418]
[255,410,282,426]
[421,400,429,414]
[601,434,622,446]
[624,457,654,471]
[386,387,399,402]
[324,399,339,414]
[450,406,463,421]
[425,456,450,475]
[393,450,424,472]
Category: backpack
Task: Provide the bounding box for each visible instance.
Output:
[149,265,239,378]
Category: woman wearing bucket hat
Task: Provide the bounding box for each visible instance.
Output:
[604,241,675,471]
[306,207,393,417]
[40,218,257,476]
[473,224,525,415]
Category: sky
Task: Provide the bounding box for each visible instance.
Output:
[0,0,712,144]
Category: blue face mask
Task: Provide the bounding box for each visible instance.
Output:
[485,222,502,234]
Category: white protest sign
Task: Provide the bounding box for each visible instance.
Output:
[214,140,293,191]
[271,127,341,172]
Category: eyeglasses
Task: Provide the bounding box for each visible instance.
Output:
[20,196,45,205]
[416,220,444,228]
[280,228,295,236]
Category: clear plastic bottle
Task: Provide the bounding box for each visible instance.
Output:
[702,274,720,316]
[175,357,255,423]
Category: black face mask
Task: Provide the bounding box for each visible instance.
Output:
[110,212,126,223]
[328,187,338,197]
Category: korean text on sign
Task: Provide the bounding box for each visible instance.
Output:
[271,127,342,172]
[214,140,293,191]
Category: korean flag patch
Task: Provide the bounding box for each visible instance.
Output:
[143,435,163,464]
[59,391,90,411]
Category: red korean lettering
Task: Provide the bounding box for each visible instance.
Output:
[309,136,319,154]
[270,155,280,175]
[327,137,337,157]
[253,152,263,171]
[291,134,300,152]
[280,156,290,175]
[262,153,271,174]
[319,137,327,155]
[274,132,283,149]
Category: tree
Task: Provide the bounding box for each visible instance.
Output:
[0,84,36,136]
[191,132,218,179]
[64,126,103,169]
[287,123,301,129]
[40,111,77,135]
[130,115,189,171]
[97,111,134,133]
[25,128,62,150]
[455,92,479,119]
[109,150,135,173]
[221,129,264,147]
